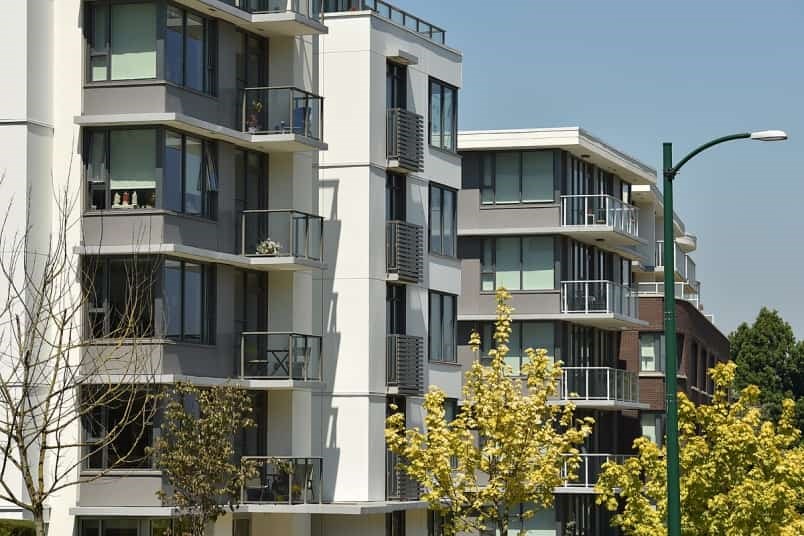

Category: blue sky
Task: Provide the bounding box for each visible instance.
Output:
[401,0,804,338]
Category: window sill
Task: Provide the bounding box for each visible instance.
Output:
[479,289,558,295]
[479,202,559,209]
[84,79,218,101]
[428,145,462,159]
[429,359,461,367]
[81,469,162,478]
[428,252,460,263]
[85,338,215,349]
[83,208,217,224]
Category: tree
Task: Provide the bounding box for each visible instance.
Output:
[730,308,804,433]
[0,184,159,536]
[386,289,593,535]
[596,362,804,536]
[147,383,258,536]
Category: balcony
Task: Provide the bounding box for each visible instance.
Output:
[555,367,646,410]
[386,335,424,395]
[240,332,323,384]
[636,281,701,309]
[242,456,323,504]
[560,280,643,328]
[324,0,447,45]
[387,108,424,173]
[386,451,420,501]
[557,454,632,493]
[560,195,642,247]
[240,210,324,270]
[386,221,424,284]
[181,0,327,36]
[241,87,325,151]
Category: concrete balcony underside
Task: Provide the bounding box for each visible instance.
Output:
[458,312,647,330]
[548,398,648,411]
[75,113,327,153]
[70,501,427,517]
[79,373,323,391]
[174,0,328,36]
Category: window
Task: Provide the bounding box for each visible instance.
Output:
[429,292,457,363]
[386,284,406,335]
[386,511,405,536]
[166,5,217,94]
[429,78,458,152]
[641,413,665,446]
[87,2,157,81]
[84,256,157,339]
[83,390,152,470]
[480,237,554,292]
[85,128,218,217]
[387,61,407,109]
[429,184,457,257]
[82,519,188,536]
[639,333,665,372]
[163,260,216,344]
[428,510,452,536]
[479,151,555,205]
[480,321,554,376]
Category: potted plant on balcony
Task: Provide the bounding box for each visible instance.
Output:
[256,238,282,256]
[246,99,264,133]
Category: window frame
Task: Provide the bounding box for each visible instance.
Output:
[428,291,457,363]
[639,332,666,372]
[428,77,458,153]
[479,320,555,375]
[163,259,216,345]
[480,236,556,293]
[478,150,556,206]
[82,390,154,471]
[428,183,457,257]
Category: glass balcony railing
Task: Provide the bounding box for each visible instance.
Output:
[240,210,323,261]
[322,0,446,44]
[561,280,638,319]
[560,454,632,489]
[241,87,323,140]
[654,240,687,277]
[242,456,323,504]
[561,195,639,238]
[240,332,322,381]
[222,0,323,19]
[636,281,700,309]
[558,367,639,404]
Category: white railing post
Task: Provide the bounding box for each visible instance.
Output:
[585,369,589,401]
[584,282,590,314]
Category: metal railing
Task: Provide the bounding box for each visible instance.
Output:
[386,334,424,395]
[386,450,420,500]
[241,87,323,140]
[240,210,323,261]
[323,0,446,44]
[561,280,638,318]
[636,282,700,309]
[387,108,424,173]
[558,367,639,404]
[386,221,423,283]
[242,456,323,504]
[654,240,686,278]
[240,332,322,381]
[560,454,632,489]
[560,195,639,237]
[222,0,323,19]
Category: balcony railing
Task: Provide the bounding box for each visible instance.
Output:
[241,87,323,140]
[240,332,322,381]
[654,240,686,278]
[558,367,639,404]
[242,456,323,504]
[685,256,696,284]
[240,210,323,261]
[386,334,424,395]
[561,281,638,318]
[387,108,424,173]
[222,0,323,19]
[386,450,420,500]
[386,221,423,283]
[636,282,700,309]
[561,195,639,238]
[323,0,447,44]
[560,454,631,489]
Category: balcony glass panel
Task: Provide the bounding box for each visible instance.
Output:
[242,457,322,504]
[561,454,632,488]
[241,333,322,380]
[559,367,639,403]
[241,87,323,140]
[561,280,638,318]
[560,195,639,237]
[240,210,323,261]
[224,0,323,19]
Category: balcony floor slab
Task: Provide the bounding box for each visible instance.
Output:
[174,0,328,36]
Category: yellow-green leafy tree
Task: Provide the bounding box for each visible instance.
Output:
[386,289,593,535]
[596,362,804,536]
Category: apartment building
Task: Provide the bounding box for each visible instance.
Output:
[315,1,462,534]
[2,0,329,534]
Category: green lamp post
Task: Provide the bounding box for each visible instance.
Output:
[661,129,787,536]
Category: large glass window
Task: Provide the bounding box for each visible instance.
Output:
[163,260,216,344]
[481,321,555,376]
[639,333,665,372]
[88,2,157,81]
[166,6,216,93]
[641,412,665,446]
[86,128,217,217]
[480,237,555,292]
[81,519,189,536]
[83,390,152,470]
[429,78,458,152]
[429,184,457,257]
[429,292,457,363]
[479,151,555,205]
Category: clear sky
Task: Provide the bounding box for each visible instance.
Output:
[400,0,804,338]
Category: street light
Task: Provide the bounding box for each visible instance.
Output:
[662,130,787,536]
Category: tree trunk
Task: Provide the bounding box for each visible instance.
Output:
[34,514,46,536]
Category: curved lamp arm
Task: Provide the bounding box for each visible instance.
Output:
[665,133,751,180]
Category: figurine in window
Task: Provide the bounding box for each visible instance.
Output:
[132,191,138,207]
[121,191,130,206]
[113,192,121,206]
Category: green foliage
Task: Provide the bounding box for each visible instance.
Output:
[0,520,35,536]
[386,289,593,535]
[146,384,258,536]
[596,362,804,535]
[730,308,804,433]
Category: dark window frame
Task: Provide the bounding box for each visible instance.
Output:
[480,236,556,293]
[478,150,556,205]
[428,291,457,363]
[428,183,457,257]
[164,259,216,345]
[82,389,154,471]
[428,77,458,152]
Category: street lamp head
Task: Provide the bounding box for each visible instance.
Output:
[750,130,788,141]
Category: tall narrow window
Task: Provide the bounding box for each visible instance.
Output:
[639,333,665,372]
[429,184,457,257]
[185,12,205,91]
[110,3,157,80]
[429,78,458,152]
[429,292,457,363]
[163,259,215,344]
[165,6,184,84]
